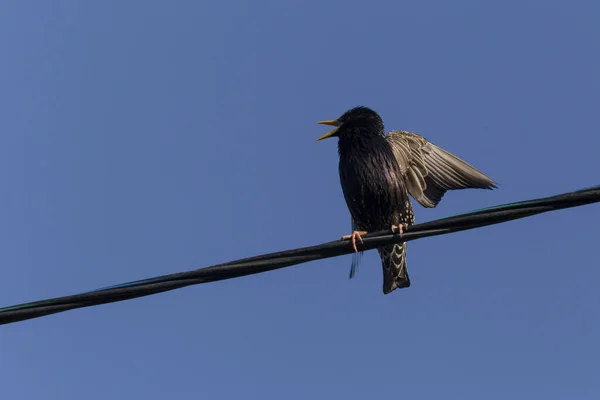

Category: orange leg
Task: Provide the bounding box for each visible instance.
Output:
[391,223,408,236]
[341,231,368,252]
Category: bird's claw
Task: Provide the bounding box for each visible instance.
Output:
[341,231,368,252]
[391,224,408,236]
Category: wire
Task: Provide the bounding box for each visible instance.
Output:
[1,185,599,326]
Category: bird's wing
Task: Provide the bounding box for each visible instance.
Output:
[386,130,496,208]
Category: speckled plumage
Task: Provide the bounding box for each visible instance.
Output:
[337,119,414,292]
[318,106,496,294]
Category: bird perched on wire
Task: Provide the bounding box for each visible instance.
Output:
[317,106,496,294]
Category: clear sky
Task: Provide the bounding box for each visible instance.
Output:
[1,1,599,399]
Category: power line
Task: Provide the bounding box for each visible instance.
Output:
[1,184,599,326]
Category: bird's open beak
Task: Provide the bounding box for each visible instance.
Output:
[316,120,340,141]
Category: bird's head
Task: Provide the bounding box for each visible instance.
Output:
[316,106,384,141]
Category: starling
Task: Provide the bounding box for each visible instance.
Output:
[317,106,496,294]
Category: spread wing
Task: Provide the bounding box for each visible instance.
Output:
[386,130,496,208]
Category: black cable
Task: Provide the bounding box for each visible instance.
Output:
[1,185,599,326]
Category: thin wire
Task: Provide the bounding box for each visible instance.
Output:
[1,185,599,326]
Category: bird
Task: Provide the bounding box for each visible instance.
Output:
[316,106,496,294]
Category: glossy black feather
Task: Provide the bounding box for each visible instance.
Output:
[335,109,413,293]
[323,106,495,294]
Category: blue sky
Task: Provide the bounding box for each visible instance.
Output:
[1,1,599,399]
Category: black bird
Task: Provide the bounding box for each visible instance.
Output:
[317,106,496,294]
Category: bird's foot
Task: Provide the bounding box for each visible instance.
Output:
[341,231,368,252]
[391,224,408,236]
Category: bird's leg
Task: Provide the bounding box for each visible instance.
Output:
[341,231,368,252]
[391,223,409,236]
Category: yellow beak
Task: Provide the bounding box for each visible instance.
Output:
[316,120,340,141]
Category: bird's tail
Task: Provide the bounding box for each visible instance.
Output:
[378,243,410,294]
